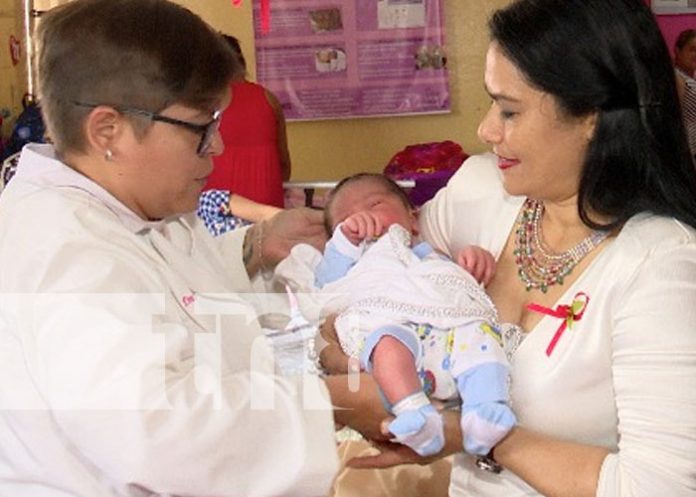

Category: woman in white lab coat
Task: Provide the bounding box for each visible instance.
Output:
[0,1,383,495]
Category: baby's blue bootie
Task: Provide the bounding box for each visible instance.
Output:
[388,392,444,456]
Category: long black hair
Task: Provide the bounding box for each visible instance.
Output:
[489,0,696,230]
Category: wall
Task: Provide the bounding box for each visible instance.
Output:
[655,14,696,55]
[179,1,695,181]
[5,1,691,179]
[177,0,511,181]
[5,0,510,179]
[642,0,695,59]
[0,0,26,138]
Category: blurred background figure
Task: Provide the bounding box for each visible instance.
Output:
[204,34,291,208]
[674,28,696,159]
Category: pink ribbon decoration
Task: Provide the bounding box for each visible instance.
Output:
[232,0,270,34]
[527,292,589,356]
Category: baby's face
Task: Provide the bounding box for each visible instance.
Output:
[329,178,417,234]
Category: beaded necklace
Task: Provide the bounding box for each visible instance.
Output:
[513,198,609,293]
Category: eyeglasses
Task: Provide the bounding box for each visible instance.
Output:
[73,101,222,156]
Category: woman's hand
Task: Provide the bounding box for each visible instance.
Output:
[347,440,436,469]
[317,315,355,374]
[348,410,463,469]
[324,373,391,442]
[264,207,327,262]
[244,207,327,277]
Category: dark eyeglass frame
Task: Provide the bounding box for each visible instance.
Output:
[73,101,222,156]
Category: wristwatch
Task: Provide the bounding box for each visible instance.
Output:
[475,449,503,474]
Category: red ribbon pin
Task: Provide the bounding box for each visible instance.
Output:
[527,292,589,356]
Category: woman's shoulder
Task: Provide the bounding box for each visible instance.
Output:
[419,153,522,255]
[447,152,505,197]
[227,80,275,119]
[233,80,267,96]
[443,153,523,222]
[614,213,696,259]
[1,181,132,253]
[676,67,696,83]
[0,148,139,244]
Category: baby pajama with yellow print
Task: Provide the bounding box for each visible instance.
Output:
[352,316,515,456]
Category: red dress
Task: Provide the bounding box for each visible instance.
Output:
[205,81,285,207]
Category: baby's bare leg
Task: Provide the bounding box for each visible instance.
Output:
[371,336,421,403]
[364,331,444,456]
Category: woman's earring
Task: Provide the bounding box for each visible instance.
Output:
[104,149,113,161]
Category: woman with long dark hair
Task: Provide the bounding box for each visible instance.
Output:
[345,1,696,495]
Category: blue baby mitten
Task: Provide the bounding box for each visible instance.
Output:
[460,401,516,455]
[457,364,517,455]
[388,391,444,456]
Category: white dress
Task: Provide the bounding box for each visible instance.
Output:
[419,153,696,497]
[0,144,338,497]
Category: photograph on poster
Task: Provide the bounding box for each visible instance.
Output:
[253,0,449,121]
[415,44,447,70]
[652,0,696,14]
[309,8,343,33]
[315,48,347,73]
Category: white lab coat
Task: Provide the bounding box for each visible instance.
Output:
[0,144,338,497]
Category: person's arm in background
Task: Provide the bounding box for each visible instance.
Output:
[265,89,292,182]
[227,193,282,223]
[213,207,326,280]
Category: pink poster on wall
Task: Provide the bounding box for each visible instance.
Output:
[252,0,450,121]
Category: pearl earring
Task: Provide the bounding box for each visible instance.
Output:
[104,149,113,161]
